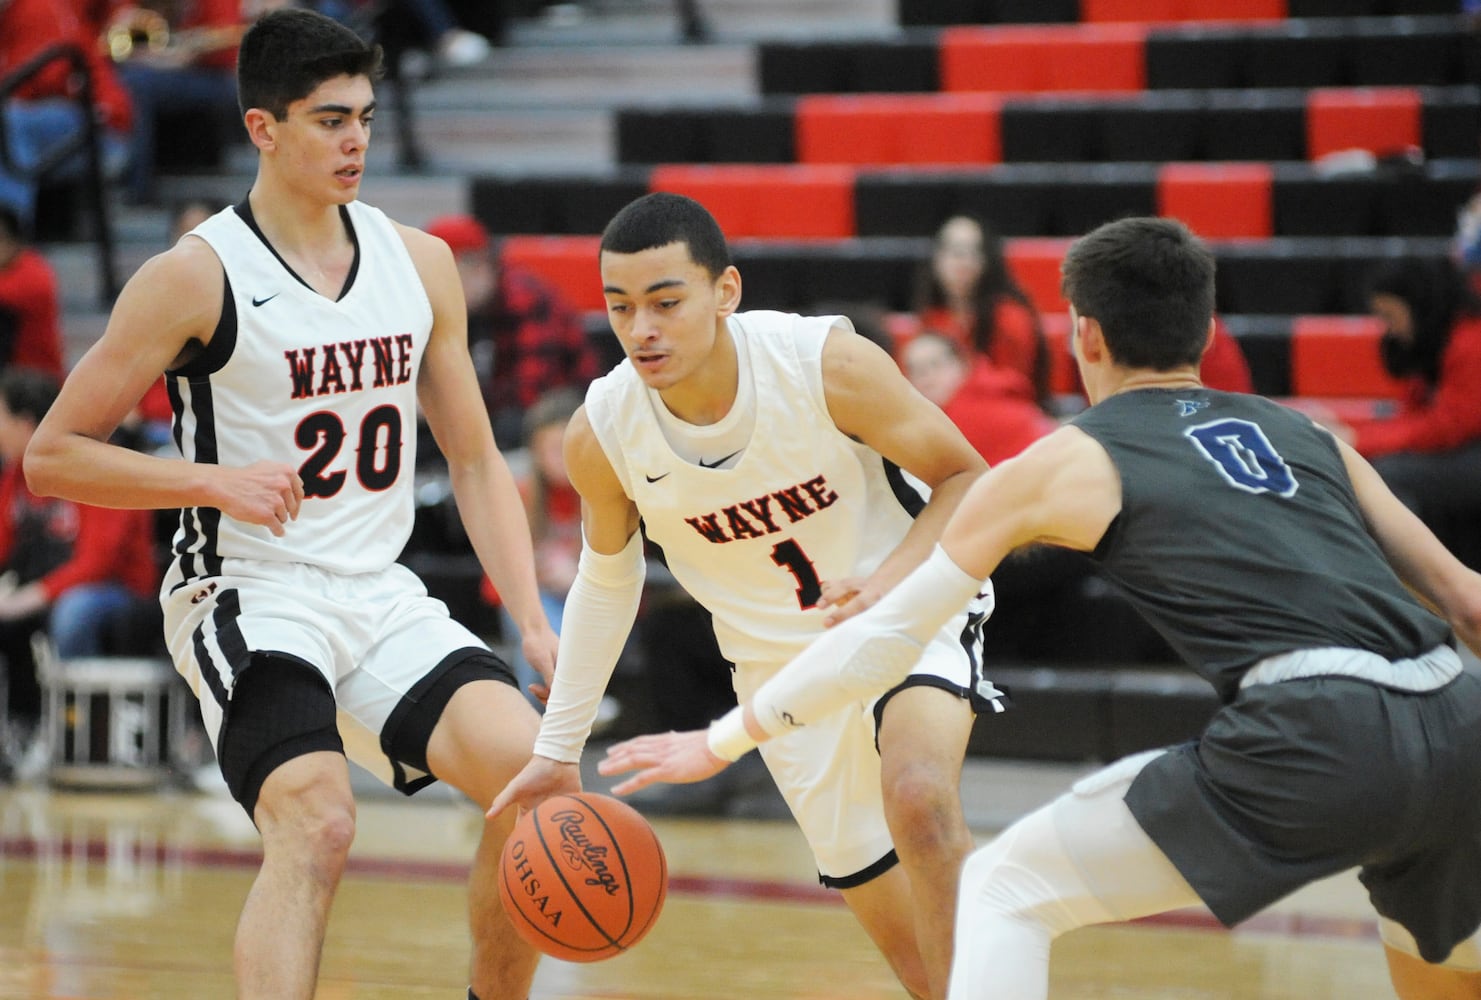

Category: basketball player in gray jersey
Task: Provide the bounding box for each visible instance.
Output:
[604,216,1481,999]
[24,10,554,999]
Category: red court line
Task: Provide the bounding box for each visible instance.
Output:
[0,835,1378,942]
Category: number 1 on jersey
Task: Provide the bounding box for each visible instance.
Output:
[771,538,822,609]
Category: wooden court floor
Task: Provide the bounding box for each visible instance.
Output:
[0,764,1397,1000]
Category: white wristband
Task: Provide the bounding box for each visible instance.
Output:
[705,708,757,762]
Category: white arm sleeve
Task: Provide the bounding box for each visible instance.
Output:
[750,545,990,738]
[531,532,646,763]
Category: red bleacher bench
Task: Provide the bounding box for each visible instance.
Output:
[1158,162,1274,239]
[1289,315,1404,399]
[1306,88,1422,162]
[500,235,605,312]
[1004,238,1074,316]
[1081,0,1286,22]
[649,164,857,239]
[796,93,1003,166]
[941,24,1147,94]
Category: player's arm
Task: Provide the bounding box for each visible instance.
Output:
[23,238,304,534]
[486,407,646,819]
[1336,436,1481,655]
[599,427,1121,793]
[816,322,989,623]
[404,224,558,678]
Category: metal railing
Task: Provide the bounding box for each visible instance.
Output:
[0,43,119,306]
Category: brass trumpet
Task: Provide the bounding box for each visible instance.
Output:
[103,7,245,63]
[104,7,170,62]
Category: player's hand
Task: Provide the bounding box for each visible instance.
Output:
[817,576,883,628]
[216,461,304,536]
[486,755,580,821]
[520,624,559,705]
[597,730,728,797]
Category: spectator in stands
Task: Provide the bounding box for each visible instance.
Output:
[0,0,132,233]
[911,213,1051,411]
[96,0,244,205]
[902,330,1054,466]
[0,368,160,772]
[0,206,64,378]
[425,213,600,449]
[490,387,583,707]
[1323,257,1481,567]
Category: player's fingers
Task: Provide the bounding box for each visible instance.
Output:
[608,769,660,797]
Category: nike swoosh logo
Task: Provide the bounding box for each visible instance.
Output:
[252,293,280,307]
[645,472,670,483]
[699,449,742,469]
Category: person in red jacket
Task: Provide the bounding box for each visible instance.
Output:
[901,330,1055,465]
[0,0,133,230]
[910,214,1052,411]
[0,368,160,753]
[1325,257,1481,568]
[0,206,64,378]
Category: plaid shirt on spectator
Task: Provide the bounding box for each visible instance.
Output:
[471,265,600,414]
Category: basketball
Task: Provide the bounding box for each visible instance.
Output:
[499,792,668,963]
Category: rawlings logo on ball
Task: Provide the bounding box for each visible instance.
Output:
[551,808,623,895]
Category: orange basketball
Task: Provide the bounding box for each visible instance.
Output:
[499,792,668,963]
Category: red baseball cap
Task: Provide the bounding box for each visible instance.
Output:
[425,214,490,255]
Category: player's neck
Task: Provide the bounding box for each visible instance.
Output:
[1109,367,1204,396]
[656,322,740,426]
[246,177,352,256]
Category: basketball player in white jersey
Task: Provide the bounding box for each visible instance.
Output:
[488,192,1005,999]
[23,10,554,1000]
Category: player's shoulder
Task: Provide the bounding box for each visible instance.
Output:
[130,236,225,300]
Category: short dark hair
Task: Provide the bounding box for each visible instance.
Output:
[0,368,61,425]
[237,8,382,120]
[1060,216,1215,370]
[600,193,732,278]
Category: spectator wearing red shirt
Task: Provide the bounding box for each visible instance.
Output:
[902,330,1055,465]
[96,0,244,204]
[0,369,160,746]
[425,213,601,449]
[1328,258,1481,568]
[1201,316,1254,394]
[0,206,64,377]
[911,214,1051,410]
[0,0,132,231]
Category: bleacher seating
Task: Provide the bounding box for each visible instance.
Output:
[478,3,1476,762]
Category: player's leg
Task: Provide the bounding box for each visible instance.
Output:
[876,682,976,1000]
[426,674,544,997]
[837,867,929,999]
[950,750,1202,999]
[217,655,356,1000]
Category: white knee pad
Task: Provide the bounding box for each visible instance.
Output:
[1380,917,1481,972]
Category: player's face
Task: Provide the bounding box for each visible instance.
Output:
[271,74,375,204]
[600,241,739,390]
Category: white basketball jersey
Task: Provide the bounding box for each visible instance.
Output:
[585,310,924,667]
[165,202,430,582]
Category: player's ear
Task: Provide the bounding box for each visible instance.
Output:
[243,108,277,152]
[1072,309,1106,364]
[715,264,742,317]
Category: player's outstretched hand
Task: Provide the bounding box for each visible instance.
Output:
[217,461,305,536]
[818,575,883,628]
[486,755,581,821]
[597,730,728,797]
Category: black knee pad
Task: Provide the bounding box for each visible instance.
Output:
[380,647,518,777]
[218,653,343,821]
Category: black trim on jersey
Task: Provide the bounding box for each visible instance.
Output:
[171,374,224,589]
[168,271,238,379]
[883,458,926,518]
[819,849,899,889]
[235,199,361,302]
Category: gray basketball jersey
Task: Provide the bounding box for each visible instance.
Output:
[585,311,930,667]
[164,202,431,584]
[1071,388,1450,701]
